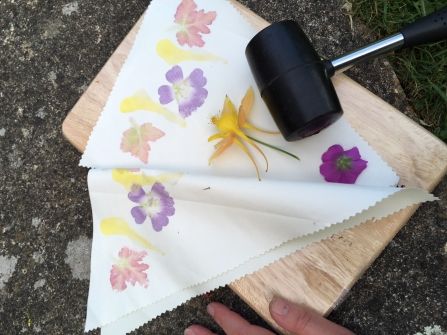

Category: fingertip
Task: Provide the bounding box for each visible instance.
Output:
[269,297,290,317]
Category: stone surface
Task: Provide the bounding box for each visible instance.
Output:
[0,0,445,334]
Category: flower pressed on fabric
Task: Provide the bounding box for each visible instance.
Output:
[110,247,149,292]
[158,65,208,118]
[320,144,368,184]
[120,120,165,164]
[128,183,175,232]
[174,0,217,48]
[208,87,299,180]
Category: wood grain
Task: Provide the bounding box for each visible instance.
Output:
[62,2,447,333]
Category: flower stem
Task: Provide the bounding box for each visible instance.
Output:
[247,135,300,161]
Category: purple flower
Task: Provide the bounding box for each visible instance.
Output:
[158,65,208,118]
[128,183,175,232]
[319,145,367,184]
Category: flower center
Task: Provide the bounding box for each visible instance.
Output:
[142,194,161,218]
[117,258,130,269]
[173,80,193,103]
[336,155,352,171]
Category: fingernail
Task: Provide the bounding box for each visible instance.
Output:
[271,297,289,316]
[207,303,215,317]
[184,328,195,335]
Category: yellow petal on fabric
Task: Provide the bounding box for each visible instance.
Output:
[234,137,261,181]
[243,123,281,135]
[112,169,182,190]
[238,87,279,134]
[208,136,234,165]
[100,218,163,254]
[208,133,225,142]
[238,87,254,128]
[156,39,226,65]
[120,91,186,127]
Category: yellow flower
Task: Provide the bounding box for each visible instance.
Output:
[208,87,298,180]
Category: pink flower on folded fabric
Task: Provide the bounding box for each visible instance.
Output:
[320,145,368,184]
[158,65,208,118]
[110,247,149,292]
[174,0,217,47]
[120,121,165,164]
[128,183,175,232]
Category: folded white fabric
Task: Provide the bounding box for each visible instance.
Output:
[80,0,435,333]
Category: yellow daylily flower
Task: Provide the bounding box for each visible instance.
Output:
[209,87,299,180]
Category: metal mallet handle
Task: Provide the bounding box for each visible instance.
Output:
[328,6,447,75]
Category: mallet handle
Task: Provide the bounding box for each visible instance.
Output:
[329,33,404,74]
[328,6,447,75]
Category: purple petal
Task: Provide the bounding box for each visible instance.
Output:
[128,185,146,203]
[149,183,175,232]
[166,65,183,84]
[339,159,367,183]
[150,214,169,232]
[178,87,208,118]
[343,147,362,161]
[151,183,175,215]
[131,206,147,224]
[321,144,344,162]
[320,161,343,183]
[188,68,207,88]
[158,85,174,105]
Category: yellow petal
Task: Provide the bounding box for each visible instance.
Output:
[243,123,281,135]
[238,87,255,128]
[208,133,225,142]
[120,91,186,127]
[112,169,182,190]
[237,87,279,134]
[100,218,162,254]
[234,137,261,181]
[208,136,234,165]
[156,39,226,65]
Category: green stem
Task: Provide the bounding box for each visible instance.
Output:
[247,135,300,161]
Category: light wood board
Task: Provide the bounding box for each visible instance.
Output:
[62,2,447,333]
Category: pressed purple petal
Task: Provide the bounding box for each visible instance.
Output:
[321,144,344,162]
[188,68,207,88]
[166,65,183,84]
[149,182,175,231]
[151,183,175,215]
[343,147,362,161]
[128,185,146,203]
[158,85,174,105]
[131,206,147,224]
[320,161,343,183]
[150,214,169,232]
[178,87,208,118]
[346,158,368,182]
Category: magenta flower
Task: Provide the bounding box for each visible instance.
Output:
[158,65,208,118]
[110,247,149,292]
[319,145,367,184]
[128,183,175,232]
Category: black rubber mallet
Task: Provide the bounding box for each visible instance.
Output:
[246,6,447,141]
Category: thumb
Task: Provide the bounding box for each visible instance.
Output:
[269,297,354,335]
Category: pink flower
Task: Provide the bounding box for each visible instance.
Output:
[110,247,150,291]
[319,145,367,184]
[174,0,217,47]
[120,120,165,164]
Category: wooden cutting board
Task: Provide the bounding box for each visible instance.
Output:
[62,2,447,333]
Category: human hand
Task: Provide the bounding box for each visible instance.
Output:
[185,297,354,335]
